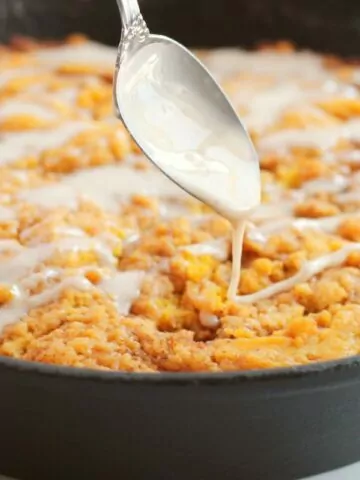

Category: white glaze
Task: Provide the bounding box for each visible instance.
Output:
[100,270,145,314]
[2,43,360,331]
[0,237,116,287]
[117,41,260,299]
[63,165,186,210]
[0,99,58,121]
[0,274,93,329]
[117,42,260,220]
[0,67,47,88]
[0,233,144,329]
[250,213,360,240]
[0,206,15,222]
[19,162,189,212]
[181,238,228,261]
[199,311,219,328]
[34,42,117,70]
[228,220,247,300]
[0,122,92,165]
[259,119,360,153]
[203,50,326,81]
[19,184,78,209]
[236,243,360,304]
[301,174,349,194]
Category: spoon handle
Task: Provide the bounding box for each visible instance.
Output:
[116,0,149,37]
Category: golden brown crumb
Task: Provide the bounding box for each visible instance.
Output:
[0,37,360,372]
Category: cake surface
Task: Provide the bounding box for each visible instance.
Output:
[0,36,360,372]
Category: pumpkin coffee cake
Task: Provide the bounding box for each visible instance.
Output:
[0,36,360,372]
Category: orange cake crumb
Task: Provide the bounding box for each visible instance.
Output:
[0,37,360,372]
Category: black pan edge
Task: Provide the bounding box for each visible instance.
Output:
[1,0,360,56]
[1,352,360,387]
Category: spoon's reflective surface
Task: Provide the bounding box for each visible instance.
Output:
[114,0,260,219]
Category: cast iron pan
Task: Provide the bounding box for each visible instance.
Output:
[1,1,360,479]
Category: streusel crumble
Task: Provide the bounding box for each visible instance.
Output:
[0,36,360,371]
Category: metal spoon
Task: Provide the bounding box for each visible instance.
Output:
[113,0,259,217]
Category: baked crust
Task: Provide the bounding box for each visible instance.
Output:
[0,36,360,372]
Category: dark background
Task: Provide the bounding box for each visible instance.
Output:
[0,0,360,56]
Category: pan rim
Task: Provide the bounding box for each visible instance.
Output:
[1,352,360,385]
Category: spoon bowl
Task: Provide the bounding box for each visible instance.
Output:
[114,1,260,219]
